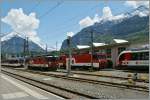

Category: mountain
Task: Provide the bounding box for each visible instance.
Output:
[61,6,149,49]
[1,35,45,54]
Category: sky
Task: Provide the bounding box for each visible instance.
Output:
[0,0,149,50]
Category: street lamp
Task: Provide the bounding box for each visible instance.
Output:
[66,32,73,76]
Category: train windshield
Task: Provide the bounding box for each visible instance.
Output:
[93,54,106,60]
[46,57,58,61]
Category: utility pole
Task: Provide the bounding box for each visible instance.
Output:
[67,36,72,76]
[23,36,29,69]
[24,36,29,56]
[45,44,47,55]
[90,30,94,70]
[56,41,58,51]
[13,35,16,57]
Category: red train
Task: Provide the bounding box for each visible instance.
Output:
[58,53,112,70]
[2,53,112,71]
[27,55,59,70]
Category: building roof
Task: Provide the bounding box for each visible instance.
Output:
[61,39,130,53]
[113,39,128,43]
[93,43,107,47]
[77,45,90,49]
[73,42,130,52]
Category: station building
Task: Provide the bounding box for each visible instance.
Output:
[72,39,148,68]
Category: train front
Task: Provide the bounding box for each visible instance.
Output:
[46,56,59,70]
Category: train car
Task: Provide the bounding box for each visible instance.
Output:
[58,53,112,70]
[2,57,24,67]
[28,55,59,70]
[116,49,149,69]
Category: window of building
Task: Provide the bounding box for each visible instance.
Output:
[106,49,111,58]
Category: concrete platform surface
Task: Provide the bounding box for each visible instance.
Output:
[0,73,64,100]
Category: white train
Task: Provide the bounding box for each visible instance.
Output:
[117,49,149,69]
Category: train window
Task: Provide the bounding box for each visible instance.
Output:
[131,52,149,60]
[145,52,149,60]
[99,55,106,59]
[47,57,58,61]
[139,52,144,60]
[132,53,138,60]
[141,52,149,60]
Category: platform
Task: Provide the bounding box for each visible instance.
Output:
[0,73,63,100]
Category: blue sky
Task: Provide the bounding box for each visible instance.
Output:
[1,0,147,50]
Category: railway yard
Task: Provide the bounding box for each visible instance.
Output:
[1,1,149,100]
[0,66,149,99]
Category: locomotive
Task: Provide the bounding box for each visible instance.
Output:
[58,53,112,70]
[27,55,59,70]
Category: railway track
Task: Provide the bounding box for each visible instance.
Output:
[2,67,149,93]
[56,70,149,83]
[1,69,99,99]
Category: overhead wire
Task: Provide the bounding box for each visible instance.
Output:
[51,4,100,35]
[30,0,41,11]
[39,0,64,19]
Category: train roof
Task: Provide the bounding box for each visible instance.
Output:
[7,57,24,60]
[119,49,149,56]
[32,54,58,58]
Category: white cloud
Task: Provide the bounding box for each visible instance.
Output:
[93,14,100,23]
[79,6,126,27]
[67,32,74,37]
[46,42,62,51]
[79,16,94,28]
[125,1,149,8]
[102,6,113,19]
[132,10,149,17]
[1,8,44,48]
[79,3,149,28]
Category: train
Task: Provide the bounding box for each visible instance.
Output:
[116,49,149,69]
[3,49,148,71]
[2,57,24,67]
[27,55,59,70]
[2,53,112,70]
[2,55,59,71]
[58,53,112,70]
